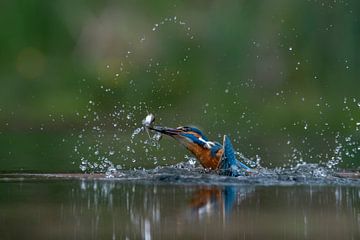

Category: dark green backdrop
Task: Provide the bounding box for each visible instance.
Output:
[0,0,359,172]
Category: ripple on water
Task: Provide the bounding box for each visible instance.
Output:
[1,163,360,186]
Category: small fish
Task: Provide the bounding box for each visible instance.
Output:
[142,113,161,142]
[142,113,155,127]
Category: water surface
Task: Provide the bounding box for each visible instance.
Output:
[1,169,360,240]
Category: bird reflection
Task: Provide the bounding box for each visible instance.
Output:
[187,185,254,220]
[75,180,255,239]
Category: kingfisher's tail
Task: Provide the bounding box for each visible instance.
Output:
[217,135,252,176]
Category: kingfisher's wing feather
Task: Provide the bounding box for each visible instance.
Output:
[222,135,238,166]
[218,135,250,176]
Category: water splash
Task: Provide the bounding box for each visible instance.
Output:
[131,127,144,141]
[75,94,359,177]
[72,12,360,178]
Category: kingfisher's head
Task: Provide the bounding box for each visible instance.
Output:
[149,125,210,147]
[149,125,223,169]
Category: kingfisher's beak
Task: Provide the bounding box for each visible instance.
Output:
[148,126,182,136]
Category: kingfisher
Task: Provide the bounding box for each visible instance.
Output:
[148,125,253,176]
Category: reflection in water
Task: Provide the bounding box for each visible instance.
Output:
[0,180,360,239]
[75,181,255,239]
[188,186,254,221]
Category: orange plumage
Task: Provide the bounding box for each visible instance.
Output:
[186,143,223,169]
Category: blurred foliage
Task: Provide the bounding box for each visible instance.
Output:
[0,0,359,172]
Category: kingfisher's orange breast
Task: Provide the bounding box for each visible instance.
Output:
[186,144,223,169]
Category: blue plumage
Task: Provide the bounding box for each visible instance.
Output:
[210,142,222,157]
[184,131,250,175]
[218,135,251,176]
[188,127,208,140]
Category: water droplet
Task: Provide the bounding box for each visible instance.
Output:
[152,132,162,141]
[131,127,143,139]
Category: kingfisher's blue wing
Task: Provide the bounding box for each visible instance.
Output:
[218,135,251,176]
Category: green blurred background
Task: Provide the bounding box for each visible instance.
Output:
[0,0,359,172]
